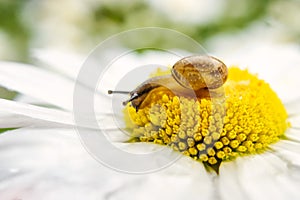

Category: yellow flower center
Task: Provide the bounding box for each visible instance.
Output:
[123,67,289,173]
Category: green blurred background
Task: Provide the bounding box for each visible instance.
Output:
[0,0,299,99]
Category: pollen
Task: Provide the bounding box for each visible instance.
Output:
[123,67,289,172]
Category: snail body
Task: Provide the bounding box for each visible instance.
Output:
[112,55,228,111]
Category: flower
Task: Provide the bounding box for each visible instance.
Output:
[0,47,300,200]
[124,67,289,173]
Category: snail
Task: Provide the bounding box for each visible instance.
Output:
[108,55,228,111]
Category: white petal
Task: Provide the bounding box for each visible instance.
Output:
[0,98,74,127]
[0,113,69,128]
[97,147,214,200]
[285,98,300,117]
[272,129,300,166]
[271,150,300,189]
[0,61,111,114]
[30,49,190,115]
[218,161,250,200]
[0,128,131,200]
[0,98,118,131]
[0,61,75,110]
[274,65,300,104]
[209,24,300,103]
[0,128,213,200]
[225,43,300,104]
[33,48,181,94]
[0,100,84,131]
[31,48,84,79]
[228,153,300,200]
[31,48,116,114]
[284,128,300,142]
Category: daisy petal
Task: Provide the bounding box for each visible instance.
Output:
[218,161,250,200]
[0,113,70,129]
[0,98,117,130]
[0,61,75,110]
[285,98,300,117]
[284,128,300,142]
[273,140,300,155]
[213,37,300,103]
[0,128,132,200]
[0,128,213,200]
[0,98,75,128]
[104,150,214,200]
[232,153,300,200]
[31,48,84,79]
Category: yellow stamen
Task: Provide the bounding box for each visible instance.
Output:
[123,67,289,172]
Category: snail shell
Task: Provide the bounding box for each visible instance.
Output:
[172,55,228,90]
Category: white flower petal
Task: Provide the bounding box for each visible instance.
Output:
[209,24,300,103]
[0,98,116,130]
[274,66,300,104]
[285,128,300,142]
[31,48,84,79]
[218,161,250,200]
[0,61,75,110]
[272,129,300,166]
[98,144,214,200]
[0,113,68,129]
[0,61,111,114]
[0,128,132,200]
[0,128,213,200]
[285,98,300,116]
[224,43,300,104]
[230,153,300,200]
[0,99,74,128]
[33,48,181,92]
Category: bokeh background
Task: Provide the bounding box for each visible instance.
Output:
[0,0,299,99]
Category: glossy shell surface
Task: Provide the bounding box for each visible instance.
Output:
[172,55,228,90]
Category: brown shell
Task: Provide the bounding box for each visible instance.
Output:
[172,55,228,90]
